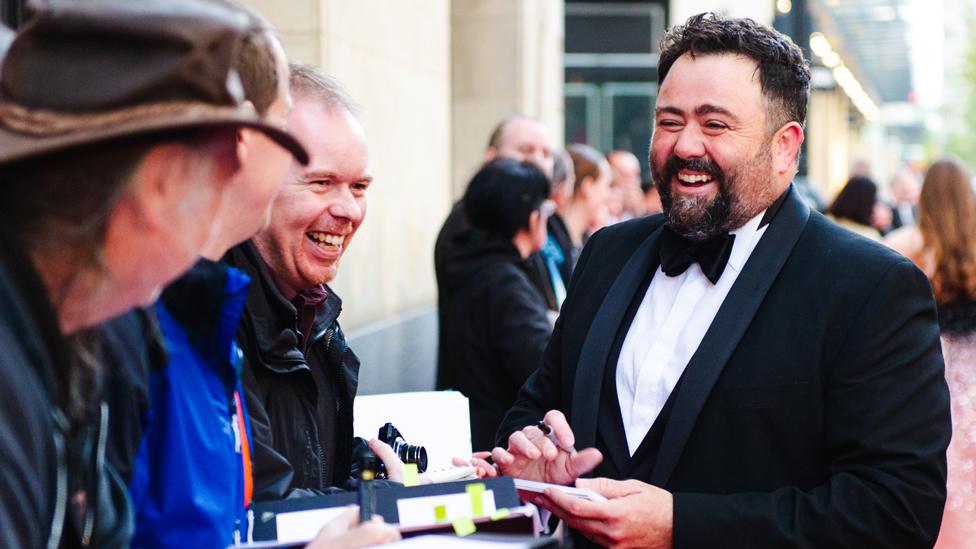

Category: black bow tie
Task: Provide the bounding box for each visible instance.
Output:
[659,225,735,284]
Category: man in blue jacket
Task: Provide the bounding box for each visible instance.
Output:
[127,9,400,549]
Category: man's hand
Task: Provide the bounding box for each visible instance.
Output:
[305,507,401,549]
[491,410,602,485]
[368,438,404,483]
[451,451,499,479]
[534,477,673,549]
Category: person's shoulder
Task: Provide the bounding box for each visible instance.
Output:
[883,225,923,258]
[803,211,918,277]
[481,254,537,290]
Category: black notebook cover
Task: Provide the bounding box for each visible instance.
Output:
[251,477,524,541]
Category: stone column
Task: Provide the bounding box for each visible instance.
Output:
[451,0,565,196]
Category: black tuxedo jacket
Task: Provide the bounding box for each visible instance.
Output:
[498,185,950,548]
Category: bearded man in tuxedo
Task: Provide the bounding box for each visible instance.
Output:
[493,13,950,549]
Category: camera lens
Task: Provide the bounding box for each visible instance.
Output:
[393,441,428,473]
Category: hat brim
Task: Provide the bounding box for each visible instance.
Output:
[0,107,309,166]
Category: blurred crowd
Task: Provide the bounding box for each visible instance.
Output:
[0,1,972,548]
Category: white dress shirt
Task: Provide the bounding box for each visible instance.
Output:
[616,211,768,455]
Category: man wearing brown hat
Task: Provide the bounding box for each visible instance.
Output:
[0,1,309,547]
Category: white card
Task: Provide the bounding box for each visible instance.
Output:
[395,490,496,527]
[274,506,350,544]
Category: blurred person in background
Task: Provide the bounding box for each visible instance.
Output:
[436,116,560,394]
[533,148,576,314]
[438,159,554,451]
[435,115,556,307]
[872,200,894,236]
[827,175,882,241]
[890,168,921,230]
[607,150,648,222]
[606,184,627,224]
[642,177,664,215]
[562,143,612,249]
[886,157,976,549]
[849,157,873,178]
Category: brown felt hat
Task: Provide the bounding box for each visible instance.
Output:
[0,0,308,166]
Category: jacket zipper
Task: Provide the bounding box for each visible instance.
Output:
[81,403,109,547]
[47,422,68,549]
[318,326,336,488]
[229,388,243,543]
[328,326,351,481]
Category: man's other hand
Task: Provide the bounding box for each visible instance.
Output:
[451,451,499,479]
[535,477,673,549]
[490,410,602,485]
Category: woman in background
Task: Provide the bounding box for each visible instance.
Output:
[886,157,976,548]
[439,159,555,451]
[563,144,613,248]
[827,175,883,241]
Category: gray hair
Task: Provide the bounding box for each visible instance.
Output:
[289,63,358,115]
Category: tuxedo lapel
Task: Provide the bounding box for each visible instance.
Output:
[571,225,664,452]
[650,185,811,485]
[597,352,629,475]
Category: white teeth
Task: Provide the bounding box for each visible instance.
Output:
[678,173,713,184]
[308,232,343,247]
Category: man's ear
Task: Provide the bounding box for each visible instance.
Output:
[578,175,594,198]
[485,147,499,162]
[235,127,250,165]
[126,143,187,231]
[772,122,804,176]
[527,209,541,233]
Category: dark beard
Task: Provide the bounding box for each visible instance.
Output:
[653,156,732,241]
[652,146,774,241]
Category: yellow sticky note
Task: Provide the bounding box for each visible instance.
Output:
[490,508,510,521]
[452,516,477,537]
[402,463,419,487]
[434,504,448,523]
[466,482,486,517]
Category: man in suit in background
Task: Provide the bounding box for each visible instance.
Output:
[890,168,921,230]
[493,13,950,548]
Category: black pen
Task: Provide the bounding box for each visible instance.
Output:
[536,420,577,453]
[358,480,375,523]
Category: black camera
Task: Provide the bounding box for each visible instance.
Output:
[358,422,428,480]
[378,422,428,474]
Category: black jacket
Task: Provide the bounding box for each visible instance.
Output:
[436,200,561,310]
[499,185,950,548]
[436,229,551,451]
[0,233,131,549]
[224,242,361,499]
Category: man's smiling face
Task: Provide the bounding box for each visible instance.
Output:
[252,97,370,296]
[651,52,780,240]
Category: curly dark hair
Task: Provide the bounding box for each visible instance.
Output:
[658,13,811,132]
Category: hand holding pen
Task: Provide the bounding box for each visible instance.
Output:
[535,420,577,454]
[491,410,603,486]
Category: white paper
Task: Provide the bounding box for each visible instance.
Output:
[274,506,350,544]
[419,465,478,484]
[513,479,607,501]
[353,391,473,472]
[395,490,496,527]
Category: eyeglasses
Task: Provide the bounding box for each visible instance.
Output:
[539,199,556,218]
